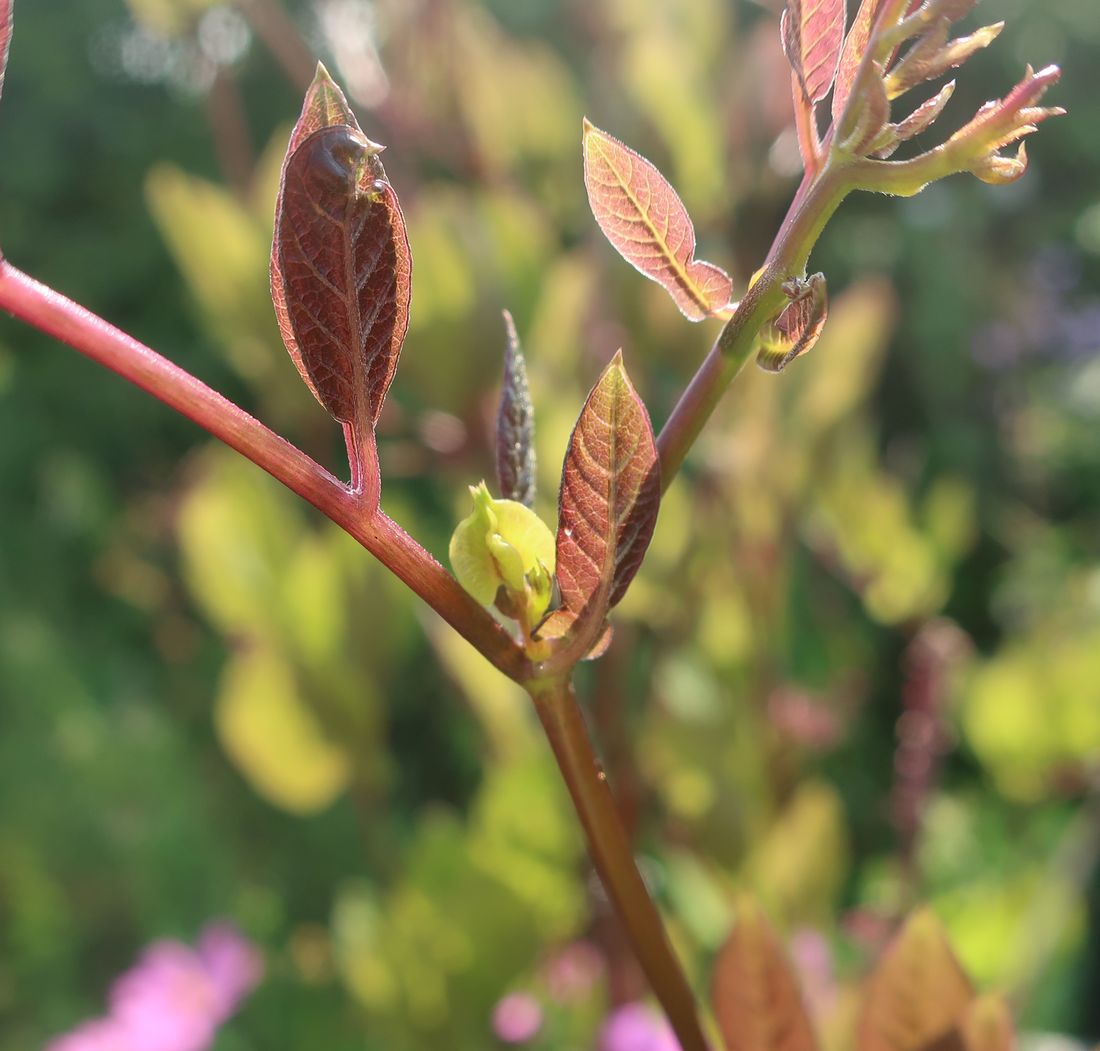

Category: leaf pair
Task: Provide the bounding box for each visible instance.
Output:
[271,65,411,503]
[489,319,661,660]
[711,902,1015,1051]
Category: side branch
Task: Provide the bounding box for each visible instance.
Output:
[0,261,527,680]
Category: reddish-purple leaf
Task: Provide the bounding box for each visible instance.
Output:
[496,309,537,508]
[0,0,13,102]
[711,899,820,1051]
[274,124,411,428]
[271,64,364,409]
[583,119,732,322]
[832,0,924,123]
[555,351,660,636]
[832,0,882,125]
[781,0,846,105]
[757,273,828,373]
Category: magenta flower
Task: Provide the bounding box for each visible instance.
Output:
[45,923,262,1051]
[601,1002,681,1051]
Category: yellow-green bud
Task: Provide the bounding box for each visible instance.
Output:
[449,481,555,623]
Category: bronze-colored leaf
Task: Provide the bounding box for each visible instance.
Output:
[274,124,411,428]
[271,64,364,408]
[757,274,828,373]
[782,0,846,105]
[555,351,660,639]
[712,897,820,1051]
[583,119,732,322]
[858,909,975,1051]
[960,996,1015,1051]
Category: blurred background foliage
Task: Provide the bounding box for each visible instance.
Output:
[1,0,1098,1048]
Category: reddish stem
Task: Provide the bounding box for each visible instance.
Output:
[0,260,528,681]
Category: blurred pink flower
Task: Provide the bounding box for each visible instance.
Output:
[601,1002,681,1051]
[543,940,604,1003]
[491,992,543,1044]
[45,923,262,1051]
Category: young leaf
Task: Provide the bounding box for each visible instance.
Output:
[555,351,660,635]
[274,124,411,429]
[781,0,846,105]
[960,996,1014,1051]
[757,273,828,374]
[496,310,537,508]
[0,0,12,102]
[582,119,732,322]
[712,897,820,1051]
[858,909,975,1051]
[271,64,364,409]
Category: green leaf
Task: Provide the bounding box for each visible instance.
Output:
[215,646,352,815]
[553,352,660,645]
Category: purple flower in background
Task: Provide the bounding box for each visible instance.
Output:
[492,992,543,1044]
[45,923,262,1051]
[601,1002,681,1051]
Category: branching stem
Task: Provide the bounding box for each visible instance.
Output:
[0,260,529,682]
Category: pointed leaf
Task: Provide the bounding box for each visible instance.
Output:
[274,124,411,428]
[583,120,732,322]
[712,898,820,1051]
[961,996,1015,1051]
[555,351,660,637]
[858,909,975,1051]
[271,64,364,408]
[833,0,882,125]
[0,0,11,103]
[758,273,828,373]
[496,310,537,508]
[782,0,846,105]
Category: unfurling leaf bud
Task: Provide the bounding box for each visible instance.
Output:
[449,482,555,626]
[947,64,1064,182]
[757,274,828,374]
[496,310,537,509]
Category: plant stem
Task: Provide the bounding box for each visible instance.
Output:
[0,260,528,681]
[656,162,851,489]
[529,677,711,1051]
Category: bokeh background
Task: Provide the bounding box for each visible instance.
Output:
[1,0,1098,1047]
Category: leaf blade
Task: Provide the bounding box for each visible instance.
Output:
[555,351,660,637]
[783,0,846,104]
[274,124,411,428]
[496,310,537,508]
[583,120,732,322]
[712,898,820,1051]
[271,64,365,410]
[0,0,12,103]
[858,909,975,1051]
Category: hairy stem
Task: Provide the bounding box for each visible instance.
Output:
[657,163,850,487]
[530,677,711,1051]
[0,260,528,681]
